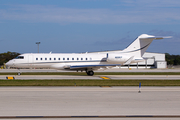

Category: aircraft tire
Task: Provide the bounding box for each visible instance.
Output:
[86,71,94,76]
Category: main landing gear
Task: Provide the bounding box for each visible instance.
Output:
[86,70,94,76]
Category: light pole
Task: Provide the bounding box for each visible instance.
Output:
[36,42,40,53]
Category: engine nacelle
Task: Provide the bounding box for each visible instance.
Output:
[107,53,131,64]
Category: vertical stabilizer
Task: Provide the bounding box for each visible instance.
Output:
[121,34,170,57]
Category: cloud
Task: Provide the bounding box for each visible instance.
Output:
[118,0,180,8]
[92,34,134,52]
[93,37,130,46]
[0,3,180,24]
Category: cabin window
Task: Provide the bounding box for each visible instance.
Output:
[41,58,42,60]
[72,58,74,60]
[58,58,60,60]
[90,58,92,60]
[49,58,51,60]
[81,58,83,60]
[86,58,88,60]
[67,58,69,60]
[54,58,56,60]
[63,58,65,60]
[45,58,47,60]
[36,58,38,60]
[77,58,79,60]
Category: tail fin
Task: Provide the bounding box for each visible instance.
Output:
[121,34,171,57]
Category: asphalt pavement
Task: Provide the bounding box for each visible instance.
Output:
[0,87,180,120]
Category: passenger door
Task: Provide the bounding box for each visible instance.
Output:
[28,55,34,68]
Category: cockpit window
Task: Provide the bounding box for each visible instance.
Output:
[15,56,24,59]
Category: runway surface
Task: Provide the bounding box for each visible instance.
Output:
[0,87,180,120]
[1,75,180,80]
[1,68,180,73]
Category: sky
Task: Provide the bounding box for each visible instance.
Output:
[0,0,180,54]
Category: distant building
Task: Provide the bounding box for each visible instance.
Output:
[121,52,166,69]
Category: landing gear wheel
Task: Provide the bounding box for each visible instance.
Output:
[86,71,94,76]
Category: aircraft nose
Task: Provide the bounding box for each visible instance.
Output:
[5,60,14,67]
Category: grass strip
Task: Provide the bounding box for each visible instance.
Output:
[1,72,180,75]
[0,80,180,86]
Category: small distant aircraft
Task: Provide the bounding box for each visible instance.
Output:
[6,34,171,76]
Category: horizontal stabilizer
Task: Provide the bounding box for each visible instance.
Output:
[139,36,172,40]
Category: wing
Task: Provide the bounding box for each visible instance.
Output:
[64,64,121,71]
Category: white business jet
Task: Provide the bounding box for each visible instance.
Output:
[6,34,171,76]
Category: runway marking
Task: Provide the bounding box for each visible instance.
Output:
[6,76,15,79]
[100,76,110,79]
[0,115,180,118]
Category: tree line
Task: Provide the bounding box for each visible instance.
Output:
[0,51,20,66]
[165,53,180,65]
[0,52,180,67]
